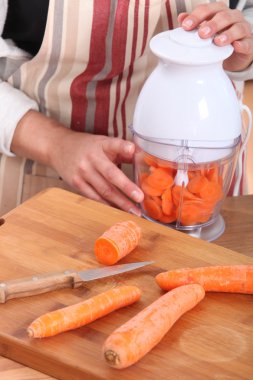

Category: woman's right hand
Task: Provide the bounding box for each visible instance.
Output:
[11,110,144,215]
[51,131,144,215]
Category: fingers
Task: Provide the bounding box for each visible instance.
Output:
[102,137,136,164]
[179,2,229,31]
[233,37,253,55]
[87,169,143,216]
[178,3,250,43]
[178,2,253,71]
[71,174,110,205]
[94,156,143,202]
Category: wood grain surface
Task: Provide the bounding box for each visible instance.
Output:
[0,187,252,380]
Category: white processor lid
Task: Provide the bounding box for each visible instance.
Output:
[133,27,242,144]
[150,27,233,65]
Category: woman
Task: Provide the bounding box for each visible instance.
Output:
[0,0,253,215]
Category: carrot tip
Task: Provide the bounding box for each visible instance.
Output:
[27,328,34,338]
[104,349,121,367]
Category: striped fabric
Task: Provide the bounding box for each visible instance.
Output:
[8,0,213,140]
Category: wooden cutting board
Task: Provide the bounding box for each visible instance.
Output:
[0,187,252,380]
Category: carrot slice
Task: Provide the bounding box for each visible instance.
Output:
[141,178,163,197]
[94,221,141,265]
[103,284,205,369]
[199,181,223,203]
[27,286,141,338]
[172,186,200,207]
[156,265,253,294]
[152,196,162,207]
[177,200,212,226]
[187,175,209,195]
[143,154,158,168]
[158,212,176,224]
[143,198,162,220]
[206,165,219,183]
[146,168,174,190]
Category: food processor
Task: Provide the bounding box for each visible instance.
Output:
[131,27,252,241]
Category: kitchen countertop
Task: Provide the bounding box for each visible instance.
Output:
[0,190,252,380]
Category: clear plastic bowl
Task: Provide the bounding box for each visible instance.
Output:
[132,132,240,231]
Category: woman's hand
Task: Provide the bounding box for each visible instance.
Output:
[11,110,144,215]
[51,132,144,215]
[178,2,253,72]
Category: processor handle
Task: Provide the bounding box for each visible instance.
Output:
[233,104,252,196]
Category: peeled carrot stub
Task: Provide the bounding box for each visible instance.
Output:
[146,168,174,190]
[143,198,162,220]
[95,221,141,265]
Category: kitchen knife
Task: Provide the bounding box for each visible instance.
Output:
[0,261,154,303]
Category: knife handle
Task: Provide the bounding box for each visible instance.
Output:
[0,270,83,303]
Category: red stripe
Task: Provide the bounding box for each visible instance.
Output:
[141,0,149,55]
[121,0,140,140]
[70,0,111,132]
[165,0,173,29]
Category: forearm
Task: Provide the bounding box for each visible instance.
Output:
[10,109,72,167]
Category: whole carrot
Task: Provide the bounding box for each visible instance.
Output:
[103,284,205,369]
[27,285,141,338]
[94,220,141,265]
[156,265,253,294]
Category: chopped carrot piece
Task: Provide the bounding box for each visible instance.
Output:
[172,186,200,207]
[158,212,177,224]
[141,178,164,197]
[94,221,141,265]
[177,200,211,226]
[152,196,162,207]
[187,175,209,195]
[155,265,253,294]
[161,187,174,215]
[103,284,205,369]
[146,168,174,190]
[143,154,158,168]
[27,286,141,338]
[199,181,223,203]
[206,165,219,183]
[143,198,162,220]
[162,187,172,202]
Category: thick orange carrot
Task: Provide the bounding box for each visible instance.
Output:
[103,284,205,369]
[156,265,253,294]
[27,286,141,338]
[94,220,141,265]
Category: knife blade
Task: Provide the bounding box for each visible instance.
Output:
[0,261,154,303]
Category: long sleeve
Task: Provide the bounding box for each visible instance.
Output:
[0,0,38,156]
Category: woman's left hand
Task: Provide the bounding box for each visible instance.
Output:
[178,2,253,72]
